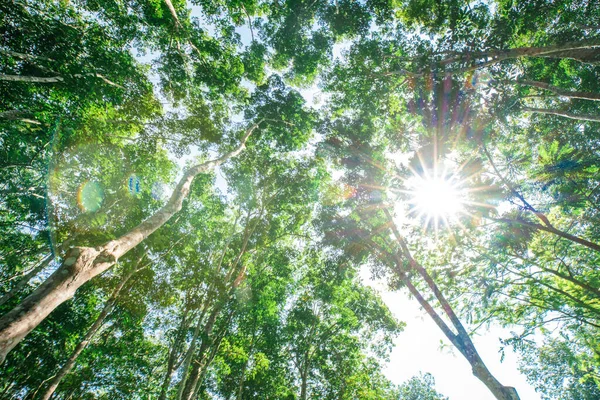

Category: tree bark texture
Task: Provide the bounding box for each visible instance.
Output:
[0,123,259,363]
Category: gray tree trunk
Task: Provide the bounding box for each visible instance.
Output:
[371,210,521,400]
[0,123,259,363]
[158,306,191,400]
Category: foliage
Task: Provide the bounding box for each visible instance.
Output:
[1,0,600,399]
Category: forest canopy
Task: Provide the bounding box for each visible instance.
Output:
[1,0,600,399]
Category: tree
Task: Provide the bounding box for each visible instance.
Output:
[3,0,600,399]
[398,373,448,400]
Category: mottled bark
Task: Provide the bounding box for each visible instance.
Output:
[0,123,259,363]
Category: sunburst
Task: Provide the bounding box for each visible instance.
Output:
[409,174,464,221]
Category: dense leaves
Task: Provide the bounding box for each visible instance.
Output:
[1,0,600,399]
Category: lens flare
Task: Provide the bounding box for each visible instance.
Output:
[76,181,104,212]
[128,174,141,196]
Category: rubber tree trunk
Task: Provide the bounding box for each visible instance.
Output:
[0,123,259,364]
[39,267,137,400]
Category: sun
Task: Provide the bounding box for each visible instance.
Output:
[406,171,466,227]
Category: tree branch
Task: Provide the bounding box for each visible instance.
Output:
[518,80,600,101]
[523,107,600,122]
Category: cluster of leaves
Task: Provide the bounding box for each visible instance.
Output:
[2,0,600,399]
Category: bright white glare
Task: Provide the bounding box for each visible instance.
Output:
[411,177,463,219]
[403,169,468,232]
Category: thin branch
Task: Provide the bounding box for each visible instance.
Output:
[240,4,255,42]
[0,73,124,89]
[518,80,600,101]
[163,0,182,29]
[523,107,600,122]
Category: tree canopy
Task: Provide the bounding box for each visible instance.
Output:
[1,0,600,399]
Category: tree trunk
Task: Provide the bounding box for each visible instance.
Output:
[236,360,248,400]
[180,266,246,400]
[518,80,600,101]
[497,218,600,253]
[179,306,222,400]
[540,47,600,64]
[0,110,40,124]
[372,210,521,400]
[387,41,600,77]
[0,254,53,307]
[236,329,256,400]
[393,259,519,400]
[483,144,600,254]
[174,306,208,400]
[0,74,63,83]
[189,315,232,399]
[39,266,137,400]
[158,306,191,400]
[162,0,181,27]
[522,107,600,122]
[300,365,309,400]
[0,123,259,364]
